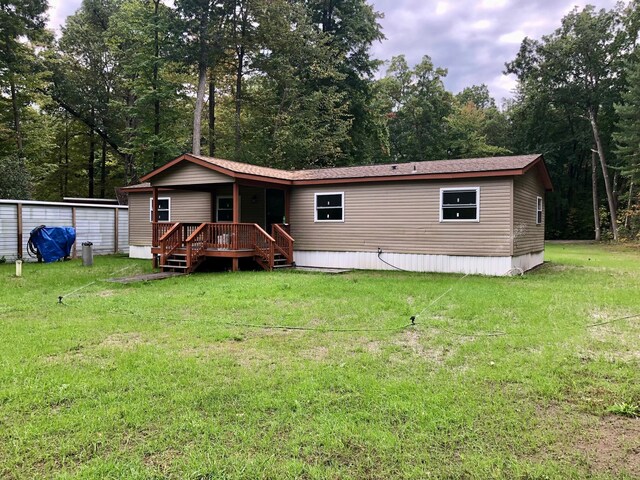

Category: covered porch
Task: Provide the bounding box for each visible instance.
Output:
[145,155,294,273]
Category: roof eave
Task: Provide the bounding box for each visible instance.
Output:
[291,168,528,185]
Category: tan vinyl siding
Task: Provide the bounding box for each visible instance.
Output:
[513,169,545,255]
[153,162,232,186]
[128,190,212,246]
[290,179,512,256]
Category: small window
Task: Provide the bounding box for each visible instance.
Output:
[440,187,479,222]
[150,197,170,222]
[536,196,543,224]
[217,196,234,222]
[315,192,344,222]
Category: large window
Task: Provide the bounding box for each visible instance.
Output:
[440,187,479,222]
[536,196,543,224]
[149,197,170,222]
[315,192,344,222]
[216,196,234,222]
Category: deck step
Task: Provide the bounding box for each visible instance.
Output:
[160,264,188,270]
[273,264,293,269]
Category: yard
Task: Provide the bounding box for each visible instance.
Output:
[0,243,639,479]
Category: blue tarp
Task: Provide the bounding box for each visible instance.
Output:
[29,226,76,263]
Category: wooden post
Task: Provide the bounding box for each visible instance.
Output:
[232,182,240,223]
[152,187,159,269]
[16,203,23,259]
[114,208,119,254]
[211,190,216,222]
[232,182,240,271]
[284,188,291,225]
[152,187,159,223]
[71,207,77,258]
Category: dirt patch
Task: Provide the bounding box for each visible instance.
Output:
[392,330,451,364]
[300,346,329,361]
[574,415,640,477]
[99,332,145,349]
[586,322,640,363]
[143,448,181,473]
[535,405,640,477]
[97,290,116,298]
[180,340,274,368]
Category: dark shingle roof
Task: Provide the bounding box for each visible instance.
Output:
[133,153,551,190]
[189,154,543,181]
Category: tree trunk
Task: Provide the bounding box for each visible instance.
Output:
[9,74,23,156]
[193,63,207,155]
[208,71,216,157]
[88,126,95,198]
[588,107,618,240]
[625,182,634,229]
[100,138,107,198]
[153,0,161,168]
[591,149,601,241]
[192,11,210,156]
[234,45,244,159]
[64,114,70,197]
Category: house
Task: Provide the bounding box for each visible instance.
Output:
[121,153,552,276]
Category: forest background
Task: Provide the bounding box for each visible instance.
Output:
[1,0,640,240]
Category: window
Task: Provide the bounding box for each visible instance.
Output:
[440,187,479,222]
[216,196,234,222]
[315,192,344,222]
[536,196,543,224]
[149,197,170,222]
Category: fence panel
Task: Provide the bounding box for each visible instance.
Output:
[0,200,128,262]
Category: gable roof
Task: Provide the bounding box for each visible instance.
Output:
[130,153,553,190]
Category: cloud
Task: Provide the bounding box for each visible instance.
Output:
[47,0,82,34]
[47,0,621,103]
[370,0,619,102]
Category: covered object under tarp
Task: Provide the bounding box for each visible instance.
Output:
[28,226,76,263]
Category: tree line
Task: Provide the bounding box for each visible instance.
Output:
[1,0,639,240]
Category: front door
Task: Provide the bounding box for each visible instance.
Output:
[265,189,285,234]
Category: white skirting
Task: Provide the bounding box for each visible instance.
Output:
[293,250,544,276]
[129,245,153,259]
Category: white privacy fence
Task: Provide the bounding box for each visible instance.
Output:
[0,199,128,261]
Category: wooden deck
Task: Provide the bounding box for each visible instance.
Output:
[152,222,294,273]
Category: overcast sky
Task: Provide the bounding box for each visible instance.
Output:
[48,0,620,102]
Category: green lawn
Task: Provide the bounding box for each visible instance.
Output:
[1,243,639,479]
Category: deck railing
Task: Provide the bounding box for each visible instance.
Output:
[158,222,201,266]
[158,222,289,272]
[253,225,275,270]
[158,222,183,264]
[153,222,176,247]
[272,223,294,265]
[185,223,209,270]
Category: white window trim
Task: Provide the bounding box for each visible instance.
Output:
[149,197,171,222]
[439,187,480,223]
[216,195,238,223]
[536,196,543,225]
[314,192,345,223]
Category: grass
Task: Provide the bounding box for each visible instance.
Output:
[0,243,639,479]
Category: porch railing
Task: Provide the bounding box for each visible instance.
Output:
[272,223,294,265]
[153,222,176,247]
[253,225,275,270]
[155,222,290,273]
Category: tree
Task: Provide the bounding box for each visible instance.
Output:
[378,55,453,162]
[506,5,632,240]
[444,102,510,159]
[108,0,189,173]
[240,0,352,168]
[305,0,385,164]
[176,0,231,156]
[615,52,640,182]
